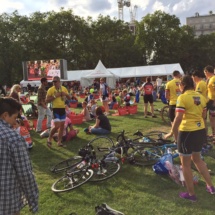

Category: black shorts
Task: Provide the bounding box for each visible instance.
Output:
[177,129,206,155]
[207,100,215,117]
[102,94,109,101]
[53,108,66,122]
[143,94,153,104]
[169,105,176,122]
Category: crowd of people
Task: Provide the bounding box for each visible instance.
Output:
[1,67,215,214]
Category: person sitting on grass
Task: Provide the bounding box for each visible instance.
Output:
[89,99,97,119]
[41,116,79,142]
[84,106,111,135]
[80,101,91,121]
[65,91,78,106]
[122,89,131,106]
[116,92,123,107]
[14,118,33,149]
[53,116,79,143]
[108,93,117,109]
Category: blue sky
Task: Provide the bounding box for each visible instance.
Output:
[1,0,215,25]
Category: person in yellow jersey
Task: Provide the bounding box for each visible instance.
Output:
[204,65,215,137]
[192,70,207,99]
[192,70,208,133]
[46,76,71,147]
[165,75,214,202]
[165,70,181,124]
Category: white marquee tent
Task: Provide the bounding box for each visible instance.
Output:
[109,63,184,78]
[67,62,184,82]
[80,60,118,89]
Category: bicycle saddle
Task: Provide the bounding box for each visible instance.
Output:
[95,203,125,215]
[133,130,143,137]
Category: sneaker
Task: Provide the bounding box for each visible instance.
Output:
[206,185,215,194]
[179,192,197,202]
[152,115,157,118]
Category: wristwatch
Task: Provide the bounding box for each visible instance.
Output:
[53,95,56,98]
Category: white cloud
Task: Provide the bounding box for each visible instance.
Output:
[0,0,24,13]
[1,0,215,25]
[172,0,194,13]
[152,1,165,11]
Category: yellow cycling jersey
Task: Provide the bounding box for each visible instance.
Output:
[47,86,68,108]
[165,78,181,105]
[207,76,215,100]
[195,80,207,99]
[176,90,206,131]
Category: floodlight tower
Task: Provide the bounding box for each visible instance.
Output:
[117,0,131,21]
[129,5,138,34]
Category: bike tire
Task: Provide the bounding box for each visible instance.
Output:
[90,161,120,182]
[88,136,115,159]
[50,156,82,173]
[161,105,171,125]
[51,169,94,193]
[129,146,162,167]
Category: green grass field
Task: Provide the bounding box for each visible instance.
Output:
[22,99,215,215]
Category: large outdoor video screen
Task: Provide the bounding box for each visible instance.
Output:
[23,59,62,81]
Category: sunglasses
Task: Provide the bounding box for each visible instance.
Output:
[52,80,58,83]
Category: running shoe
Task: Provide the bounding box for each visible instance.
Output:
[206,186,215,194]
[179,192,197,202]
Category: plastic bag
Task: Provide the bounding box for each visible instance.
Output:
[152,154,173,175]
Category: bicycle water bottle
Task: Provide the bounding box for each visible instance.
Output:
[179,165,185,186]
[143,137,150,143]
[77,160,86,169]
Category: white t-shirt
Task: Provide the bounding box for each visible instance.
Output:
[156,78,162,87]
[100,83,108,95]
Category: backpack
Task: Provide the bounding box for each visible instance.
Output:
[160,92,168,104]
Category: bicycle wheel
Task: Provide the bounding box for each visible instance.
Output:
[88,136,115,159]
[161,105,171,125]
[51,169,94,193]
[129,146,162,167]
[90,161,120,182]
[50,156,82,173]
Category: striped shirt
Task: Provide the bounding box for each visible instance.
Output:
[0,119,38,214]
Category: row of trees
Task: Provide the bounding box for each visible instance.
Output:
[0,9,215,85]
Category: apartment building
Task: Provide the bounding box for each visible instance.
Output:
[186,12,215,37]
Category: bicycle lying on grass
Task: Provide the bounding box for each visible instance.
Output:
[51,143,120,193]
[91,130,177,167]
